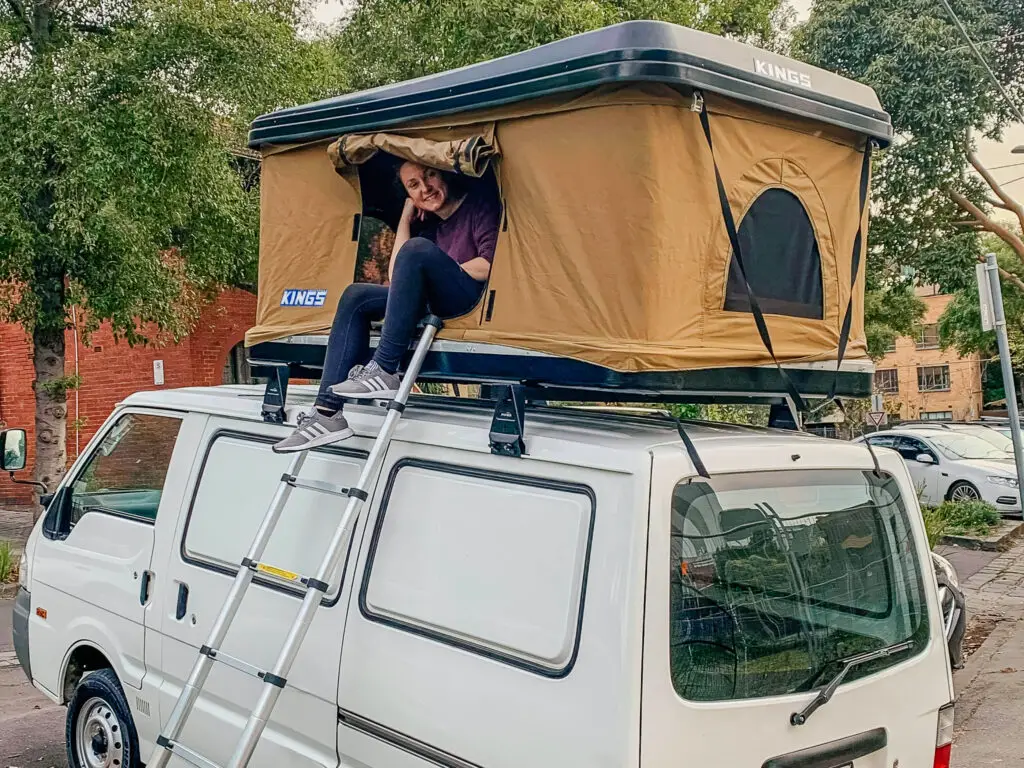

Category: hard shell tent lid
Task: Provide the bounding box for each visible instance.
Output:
[248,20,892,149]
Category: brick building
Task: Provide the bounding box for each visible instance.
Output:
[873,289,983,422]
[0,289,256,506]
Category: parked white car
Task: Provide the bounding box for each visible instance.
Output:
[7,387,955,768]
[856,428,1021,514]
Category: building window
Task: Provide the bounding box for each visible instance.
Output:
[916,324,940,350]
[884,339,897,354]
[920,410,953,421]
[917,365,950,392]
[874,369,899,394]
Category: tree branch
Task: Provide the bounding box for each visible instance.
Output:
[948,188,1024,260]
[73,21,114,34]
[985,196,1012,211]
[968,147,1024,235]
[5,0,29,31]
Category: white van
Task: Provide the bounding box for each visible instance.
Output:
[9,385,954,768]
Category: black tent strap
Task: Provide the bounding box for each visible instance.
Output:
[827,140,874,402]
[674,418,710,479]
[697,96,807,414]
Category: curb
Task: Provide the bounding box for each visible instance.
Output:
[941,519,1024,552]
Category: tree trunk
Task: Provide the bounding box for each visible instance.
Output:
[31,325,66,519]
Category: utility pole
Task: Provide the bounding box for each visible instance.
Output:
[985,253,1024,489]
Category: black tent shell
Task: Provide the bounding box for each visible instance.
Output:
[248,20,892,149]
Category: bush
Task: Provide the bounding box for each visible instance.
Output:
[932,500,1001,538]
[921,507,948,549]
[0,540,13,583]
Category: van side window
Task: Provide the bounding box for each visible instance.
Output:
[69,413,182,526]
[360,460,594,676]
[183,434,367,599]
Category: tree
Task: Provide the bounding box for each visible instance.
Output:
[0,0,341,506]
[796,0,1024,350]
[940,233,1024,405]
[338,0,794,91]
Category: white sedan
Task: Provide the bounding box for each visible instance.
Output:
[855,427,1021,515]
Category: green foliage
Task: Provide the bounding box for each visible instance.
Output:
[0,540,13,583]
[339,0,792,91]
[37,373,81,400]
[797,0,1024,328]
[864,282,925,359]
[940,236,1024,398]
[920,506,947,549]
[0,0,343,343]
[931,499,1001,538]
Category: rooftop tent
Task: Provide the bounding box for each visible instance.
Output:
[246,20,891,394]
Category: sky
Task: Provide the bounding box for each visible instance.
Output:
[311,0,1024,202]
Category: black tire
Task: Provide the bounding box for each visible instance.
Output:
[65,667,141,768]
[947,481,981,503]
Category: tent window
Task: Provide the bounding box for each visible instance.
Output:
[724,189,823,320]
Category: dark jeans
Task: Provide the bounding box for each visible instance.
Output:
[316,237,485,411]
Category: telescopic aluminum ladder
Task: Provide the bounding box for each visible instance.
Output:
[147,317,443,768]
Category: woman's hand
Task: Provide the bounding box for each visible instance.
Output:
[401,197,426,224]
[460,257,491,282]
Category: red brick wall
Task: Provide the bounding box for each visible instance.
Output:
[0,289,255,507]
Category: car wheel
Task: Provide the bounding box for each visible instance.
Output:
[948,481,981,503]
[66,668,140,768]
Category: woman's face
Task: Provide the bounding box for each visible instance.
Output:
[399,162,449,213]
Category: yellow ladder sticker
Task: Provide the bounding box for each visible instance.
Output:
[256,563,300,581]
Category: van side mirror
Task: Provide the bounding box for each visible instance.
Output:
[0,429,27,471]
[916,453,936,465]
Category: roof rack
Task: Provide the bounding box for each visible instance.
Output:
[247,334,872,437]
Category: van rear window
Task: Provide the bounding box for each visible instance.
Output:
[670,469,929,702]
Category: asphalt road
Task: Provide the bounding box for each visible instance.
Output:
[0,598,67,767]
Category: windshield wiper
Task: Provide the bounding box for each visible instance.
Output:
[790,640,914,726]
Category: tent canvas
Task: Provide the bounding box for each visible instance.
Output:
[246,21,890,382]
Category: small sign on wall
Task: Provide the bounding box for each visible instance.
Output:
[154,359,165,386]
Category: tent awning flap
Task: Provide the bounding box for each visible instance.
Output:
[328,131,499,177]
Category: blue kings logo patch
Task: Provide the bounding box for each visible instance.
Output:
[280,289,328,307]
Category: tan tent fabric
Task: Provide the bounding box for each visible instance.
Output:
[247,142,362,346]
[248,86,871,373]
[328,131,499,178]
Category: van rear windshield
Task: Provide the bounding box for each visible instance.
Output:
[670,469,929,702]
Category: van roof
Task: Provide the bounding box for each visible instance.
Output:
[120,385,878,470]
[248,20,892,149]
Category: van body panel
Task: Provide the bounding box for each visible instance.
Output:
[22,386,950,768]
[641,445,952,767]
[149,416,376,767]
[337,438,650,768]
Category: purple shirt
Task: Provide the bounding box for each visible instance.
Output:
[431,191,501,266]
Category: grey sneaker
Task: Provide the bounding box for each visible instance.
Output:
[329,361,401,400]
[272,409,354,453]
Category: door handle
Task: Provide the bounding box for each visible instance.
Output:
[175,583,190,621]
[139,570,154,605]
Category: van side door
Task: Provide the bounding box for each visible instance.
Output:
[30,409,186,701]
[151,419,374,768]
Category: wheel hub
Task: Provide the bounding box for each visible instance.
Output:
[75,697,125,768]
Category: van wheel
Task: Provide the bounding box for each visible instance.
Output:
[948,481,981,503]
[66,668,140,768]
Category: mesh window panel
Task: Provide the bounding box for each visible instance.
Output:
[724,189,824,320]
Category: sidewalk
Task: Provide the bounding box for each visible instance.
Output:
[951,541,1024,765]
[0,505,35,551]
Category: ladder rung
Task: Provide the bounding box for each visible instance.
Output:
[200,645,264,679]
[281,473,352,498]
[156,737,222,768]
[239,558,331,595]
